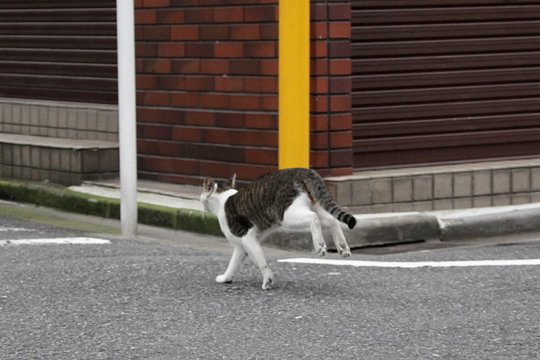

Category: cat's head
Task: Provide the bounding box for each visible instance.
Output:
[200,174,237,213]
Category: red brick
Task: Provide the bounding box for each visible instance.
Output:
[157,75,185,90]
[137,75,158,89]
[330,94,351,112]
[244,42,276,58]
[311,4,327,21]
[330,131,352,149]
[142,59,171,73]
[310,151,329,168]
[329,150,353,168]
[200,161,232,180]
[244,5,277,22]
[310,114,328,132]
[260,94,278,111]
[233,164,276,181]
[311,95,328,113]
[259,23,278,39]
[245,148,277,165]
[200,93,230,109]
[139,124,172,140]
[215,76,244,92]
[311,41,327,58]
[142,0,170,8]
[136,43,158,57]
[185,111,216,126]
[158,43,185,57]
[142,26,171,40]
[140,108,185,125]
[311,132,329,150]
[156,9,185,24]
[185,8,214,23]
[229,94,261,111]
[187,42,216,58]
[171,59,200,74]
[144,91,171,106]
[328,3,351,21]
[215,112,245,128]
[329,77,351,94]
[330,59,351,75]
[230,59,260,75]
[329,113,352,131]
[184,75,214,91]
[214,42,244,58]
[259,59,277,75]
[171,92,200,107]
[311,59,328,76]
[328,41,351,58]
[230,24,260,40]
[136,10,157,24]
[171,25,199,40]
[311,77,328,94]
[243,113,277,129]
[200,24,230,40]
[171,126,202,142]
[244,77,277,93]
[329,22,351,39]
[214,7,244,23]
[200,59,230,74]
[311,22,327,39]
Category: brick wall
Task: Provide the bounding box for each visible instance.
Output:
[311,0,352,177]
[135,0,352,185]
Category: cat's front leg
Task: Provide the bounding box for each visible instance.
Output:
[216,244,247,284]
[241,231,274,290]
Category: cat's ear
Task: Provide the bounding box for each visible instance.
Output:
[230,173,237,189]
[202,177,216,193]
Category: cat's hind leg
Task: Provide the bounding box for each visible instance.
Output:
[282,194,327,256]
[216,244,247,284]
[314,205,351,258]
[329,218,351,258]
[241,229,274,290]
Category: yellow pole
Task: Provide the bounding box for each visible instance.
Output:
[278,0,310,169]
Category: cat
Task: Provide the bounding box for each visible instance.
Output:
[200,168,356,290]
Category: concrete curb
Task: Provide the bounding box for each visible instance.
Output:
[1,179,539,250]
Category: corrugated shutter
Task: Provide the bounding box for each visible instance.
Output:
[0,0,117,104]
[352,0,540,168]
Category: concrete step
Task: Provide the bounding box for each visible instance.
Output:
[326,158,540,213]
[0,133,118,185]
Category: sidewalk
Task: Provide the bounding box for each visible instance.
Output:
[1,178,540,250]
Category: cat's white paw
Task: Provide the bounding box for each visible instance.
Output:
[340,248,351,258]
[216,274,232,284]
[262,277,274,290]
[317,246,327,256]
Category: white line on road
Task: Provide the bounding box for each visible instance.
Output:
[0,237,111,246]
[0,226,32,232]
[278,258,540,268]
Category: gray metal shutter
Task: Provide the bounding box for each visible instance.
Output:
[0,1,117,104]
[352,0,540,168]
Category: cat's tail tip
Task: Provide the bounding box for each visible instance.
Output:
[343,214,357,229]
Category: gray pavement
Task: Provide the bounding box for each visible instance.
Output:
[1,201,540,359]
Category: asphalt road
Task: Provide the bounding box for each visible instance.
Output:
[1,201,540,359]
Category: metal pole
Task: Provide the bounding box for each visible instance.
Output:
[278,0,310,169]
[116,0,138,238]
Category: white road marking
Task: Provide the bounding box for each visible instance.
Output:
[278,258,540,268]
[0,237,111,246]
[0,226,32,232]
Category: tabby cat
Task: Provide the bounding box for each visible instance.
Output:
[200,168,356,290]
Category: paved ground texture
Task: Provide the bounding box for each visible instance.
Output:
[1,208,540,359]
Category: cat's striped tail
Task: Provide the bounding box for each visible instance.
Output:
[330,206,357,229]
[302,174,357,229]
